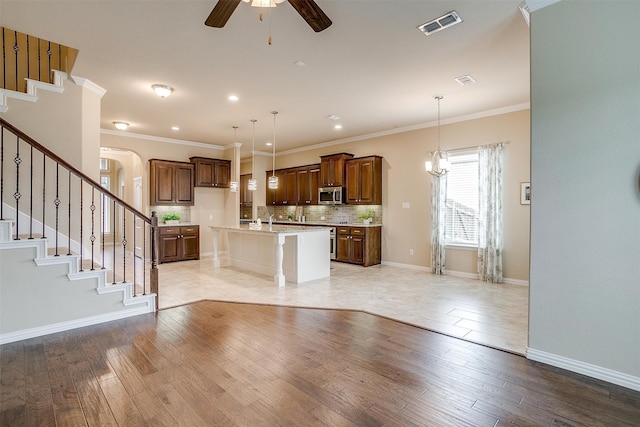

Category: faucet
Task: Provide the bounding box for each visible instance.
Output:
[269,214,274,227]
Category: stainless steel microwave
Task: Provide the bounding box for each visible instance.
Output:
[318,187,343,205]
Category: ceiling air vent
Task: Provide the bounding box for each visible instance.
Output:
[454,75,476,85]
[418,11,462,36]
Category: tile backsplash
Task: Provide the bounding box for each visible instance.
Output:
[256,205,382,224]
[151,206,192,224]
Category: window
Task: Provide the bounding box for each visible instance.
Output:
[444,150,479,246]
[100,158,110,171]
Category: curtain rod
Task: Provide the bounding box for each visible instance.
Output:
[446,140,510,154]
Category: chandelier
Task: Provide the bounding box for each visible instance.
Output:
[425,95,450,177]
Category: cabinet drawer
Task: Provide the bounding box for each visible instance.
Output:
[181,226,199,234]
[351,227,365,236]
[337,227,351,235]
[159,227,179,235]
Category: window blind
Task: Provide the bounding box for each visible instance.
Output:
[444,151,479,246]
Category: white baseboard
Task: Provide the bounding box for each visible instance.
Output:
[381,260,430,272]
[527,348,640,392]
[381,261,529,286]
[0,305,154,345]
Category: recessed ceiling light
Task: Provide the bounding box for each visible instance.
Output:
[228,95,239,102]
[266,142,272,146]
[171,126,180,131]
[151,84,173,98]
[326,114,340,121]
[334,124,342,130]
[113,121,129,130]
[293,60,306,67]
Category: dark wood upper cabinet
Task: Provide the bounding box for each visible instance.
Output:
[149,159,195,206]
[345,156,382,205]
[297,164,320,205]
[189,157,231,188]
[320,153,353,187]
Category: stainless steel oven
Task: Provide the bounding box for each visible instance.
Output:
[329,227,337,260]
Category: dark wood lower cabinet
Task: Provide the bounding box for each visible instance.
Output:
[159,225,200,263]
[336,226,381,267]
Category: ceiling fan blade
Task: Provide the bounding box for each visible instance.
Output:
[287,0,332,32]
[205,0,242,28]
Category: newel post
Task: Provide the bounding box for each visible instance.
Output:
[150,211,159,310]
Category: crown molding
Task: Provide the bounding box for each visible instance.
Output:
[524,0,562,12]
[100,129,225,151]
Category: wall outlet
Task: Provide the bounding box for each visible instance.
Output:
[409,249,414,256]
[209,214,213,220]
[278,215,283,219]
[321,216,326,220]
[402,202,411,209]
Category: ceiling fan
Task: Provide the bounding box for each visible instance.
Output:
[205,0,332,33]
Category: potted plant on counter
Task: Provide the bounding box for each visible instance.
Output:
[359,209,375,225]
[162,213,181,225]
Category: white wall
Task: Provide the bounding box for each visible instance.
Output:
[529,1,640,390]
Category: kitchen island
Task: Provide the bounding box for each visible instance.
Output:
[209,225,330,286]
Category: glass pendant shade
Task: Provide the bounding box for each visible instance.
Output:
[244,0,284,6]
[229,181,239,192]
[268,175,279,189]
[248,178,257,191]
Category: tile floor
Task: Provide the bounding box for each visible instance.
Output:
[156,257,529,355]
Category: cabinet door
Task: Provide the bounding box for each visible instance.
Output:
[195,159,214,186]
[345,160,361,203]
[181,226,200,260]
[284,169,297,205]
[175,164,195,205]
[336,234,351,262]
[152,162,176,205]
[214,161,231,188]
[351,235,365,264]
[240,174,253,207]
[297,167,310,204]
[309,166,320,205]
[358,158,375,203]
[159,234,180,263]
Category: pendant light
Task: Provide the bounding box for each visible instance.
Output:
[268,111,279,189]
[425,95,450,177]
[248,119,258,191]
[229,126,239,192]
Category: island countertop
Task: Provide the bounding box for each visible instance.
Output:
[209,225,330,286]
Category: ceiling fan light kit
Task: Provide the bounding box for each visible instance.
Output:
[243,0,285,7]
[205,0,332,33]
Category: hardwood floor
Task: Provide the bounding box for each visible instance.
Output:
[157,257,529,354]
[2,301,639,426]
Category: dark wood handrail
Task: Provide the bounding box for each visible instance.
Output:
[0,118,151,224]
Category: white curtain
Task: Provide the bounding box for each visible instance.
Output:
[430,174,447,275]
[477,143,504,283]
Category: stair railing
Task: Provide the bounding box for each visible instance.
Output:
[0,118,158,309]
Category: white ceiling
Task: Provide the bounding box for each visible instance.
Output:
[1,1,530,158]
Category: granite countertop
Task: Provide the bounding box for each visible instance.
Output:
[157,222,199,227]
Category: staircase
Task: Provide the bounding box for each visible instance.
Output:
[0,27,159,345]
[0,218,155,345]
